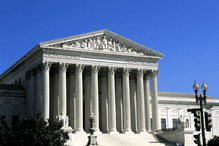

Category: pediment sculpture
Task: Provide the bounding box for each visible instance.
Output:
[62,35,146,55]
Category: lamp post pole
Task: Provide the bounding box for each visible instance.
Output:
[193,81,207,146]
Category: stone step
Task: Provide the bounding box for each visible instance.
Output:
[70,133,176,146]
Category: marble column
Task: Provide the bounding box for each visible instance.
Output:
[68,68,76,129]
[84,70,91,133]
[101,71,108,133]
[137,69,147,134]
[144,74,151,132]
[108,67,119,134]
[91,66,101,134]
[123,68,133,134]
[59,63,68,116]
[36,65,43,116]
[42,62,52,122]
[25,71,30,117]
[150,70,159,131]
[75,64,86,134]
[130,74,138,133]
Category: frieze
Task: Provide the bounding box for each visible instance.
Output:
[127,59,158,66]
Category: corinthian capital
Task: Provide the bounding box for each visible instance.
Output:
[75,64,85,74]
[149,70,159,78]
[123,68,131,77]
[108,66,117,76]
[42,62,52,71]
[137,69,144,78]
[59,62,69,72]
[91,65,100,75]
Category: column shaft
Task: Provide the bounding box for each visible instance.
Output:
[130,76,138,133]
[59,63,68,116]
[137,69,147,134]
[144,75,151,132]
[123,68,133,134]
[108,67,119,134]
[42,62,51,121]
[75,64,85,134]
[150,70,159,131]
[91,66,101,133]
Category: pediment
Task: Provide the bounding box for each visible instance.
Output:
[39,30,164,58]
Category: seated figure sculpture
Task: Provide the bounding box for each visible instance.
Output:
[178,115,189,129]
[56,112,69,127]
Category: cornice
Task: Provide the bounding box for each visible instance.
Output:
[42,46,161,61]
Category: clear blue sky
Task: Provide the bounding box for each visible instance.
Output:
[0,1,218,98]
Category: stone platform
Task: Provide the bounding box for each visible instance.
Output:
[69,133,176,146]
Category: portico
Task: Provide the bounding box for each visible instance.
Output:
[2,30,164,134]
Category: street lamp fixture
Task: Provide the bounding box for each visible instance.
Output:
[192,81,208,146]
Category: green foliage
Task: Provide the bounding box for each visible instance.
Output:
[207,135,219,146]
[0,113,69,146]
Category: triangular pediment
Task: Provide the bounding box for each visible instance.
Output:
[39,30,164,58]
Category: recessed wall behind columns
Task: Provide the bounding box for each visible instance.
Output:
[115,69,123,133]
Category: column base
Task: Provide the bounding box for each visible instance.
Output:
[109,131,120,134]
[108,129,119,134]
[138,129,148,134]
[123,129,134,134]
[74,128,86,134]
[123,131,134,134]
[93,129,102,135]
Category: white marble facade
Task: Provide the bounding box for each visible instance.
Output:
[1,30,219,136]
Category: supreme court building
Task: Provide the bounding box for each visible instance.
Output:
[1,30,219,137]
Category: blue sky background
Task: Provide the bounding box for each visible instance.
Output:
[0,1,218,98]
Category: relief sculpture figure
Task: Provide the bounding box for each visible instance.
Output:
[88,38,94,50]
[121,44,127,52]
[96,37,101,50]
[93,38,96,50]
[116,42,121,52]
[75,40,80,48]
[102,36,108,50]
[108,38,114,51]
[81,39,88,49]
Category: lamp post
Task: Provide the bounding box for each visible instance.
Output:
[193,81,207,146]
